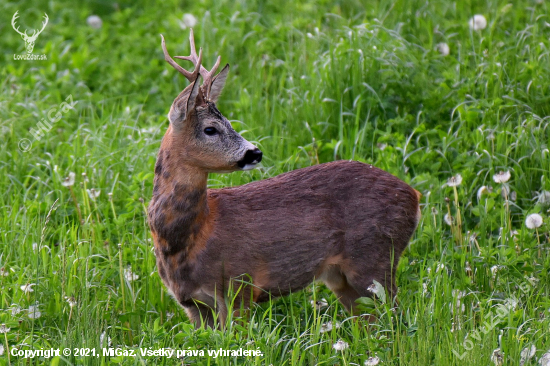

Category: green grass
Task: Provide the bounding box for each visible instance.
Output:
[1,0,550,364]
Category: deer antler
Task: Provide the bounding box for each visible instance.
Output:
[31,13,49,39]
[174,29,221,100]
[11,11,27,37]
[161,32,202,83]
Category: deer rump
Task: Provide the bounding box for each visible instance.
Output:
[158,160,420,325]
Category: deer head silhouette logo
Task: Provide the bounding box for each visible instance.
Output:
[11,11,49,54]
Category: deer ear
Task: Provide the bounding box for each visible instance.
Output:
[208,64,229,103]
[168,74,204,127]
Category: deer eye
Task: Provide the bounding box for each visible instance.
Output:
[204,127,217,136]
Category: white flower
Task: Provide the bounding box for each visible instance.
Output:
[436,43,450,56]
[320,321,340,333]
[87,188,101,200]
[0,324,10,333]
[180,13,198,29]
[28,305,42,319]
[310,299,328,310]
[62,172,76,187]
[491,348,503,366]
[124,267,139,282]
[520,345,536,366]
[491,265,501,279]
[469,14,487,31]
[477,186,491,200]
[65,296,77,308]
[32,243,38,252]
[446,174,462,187]
[540,351,550,366]
[526,213,543,229]
[493,170,511,183]
[444,213,453,226]
[504,297,518,310]
[11,306,21,316]
[21,283,35,293]
[332,340,349,351]
[535,190,550,206]
[365,356,380,365]
[0,267,9,277]
[367,280,386,302]
[100,331,112,347]
[87,15,103,29]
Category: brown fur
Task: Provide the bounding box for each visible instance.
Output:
[150,32,421,328]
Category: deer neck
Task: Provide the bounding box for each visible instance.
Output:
[148,143,210,257]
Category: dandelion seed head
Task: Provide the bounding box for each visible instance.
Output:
[0,324,10,333]
[180,13,198,29]
[87,188,101,200]
[28,305,41,319]
[365,356,380,365]
[124,267,139,282]
[493,170,511,183]
[87,15,103,29]
[540,352,550,366]
[436,42,450,56]
[491,348,503,366]
[310,299,328,310]
[520,345,536,366]
[446,174,462,187]
[469,14,488,30]
[21,283,35,293]
[62,172,76,187]
[332,340,349,351]
[535,190,550,206]
[525,213,543,229]
[444,213,453,226]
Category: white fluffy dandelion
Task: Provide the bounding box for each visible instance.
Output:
[493,170,511,183]
[365,356,381,365]
[446,174,462,187]
[436,42,450,56]
[520,345,536,366]
[444,213,453,226]
[28,305,42,319]
[525,213,543,229]
[20,283,35,293]
[87,188,101,200]
[332,340,349,351]
[469,14,487,31]
[320,321,340,333]
[491,348,503,366]
[86,15,103,29]
[124,267,139,282]
[0,324,10,333]
[62,172,76,187]
[180,13,198,29]
[310,299,328,310]
[540,351,550,366]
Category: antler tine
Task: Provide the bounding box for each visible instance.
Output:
[174,29,222,100]
[161,34,202,82]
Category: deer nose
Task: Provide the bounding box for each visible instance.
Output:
[238,148,262,168]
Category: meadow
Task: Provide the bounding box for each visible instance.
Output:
[1,0,550,364]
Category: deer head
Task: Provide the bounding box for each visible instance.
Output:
[160,30,262,172]
[11,11,49,54]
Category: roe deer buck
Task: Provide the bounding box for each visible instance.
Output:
[148,30,421,328]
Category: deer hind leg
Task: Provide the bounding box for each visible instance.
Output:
[320,265,362,313]
[183,298,227,329]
